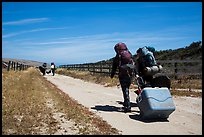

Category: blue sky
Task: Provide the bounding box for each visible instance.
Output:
[2,2,202,66]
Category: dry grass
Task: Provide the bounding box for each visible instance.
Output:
[170,76,202,97]
[56,68,202,97]
[171,78,202,89]
[56,69,120,87]
[2,68,56,135]
[2,68,120,135]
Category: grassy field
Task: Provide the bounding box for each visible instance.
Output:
[56,68,202,97]
[2,68,120,135]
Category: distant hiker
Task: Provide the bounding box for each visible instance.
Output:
[110,42,135,113]
[39,63,47,76]
[51,62,56,76]
[135,46,162,87]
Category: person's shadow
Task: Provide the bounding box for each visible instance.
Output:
[116,100,138,107]
[91,100,139,113]
[91,100,169,123]
[91,105,122,112]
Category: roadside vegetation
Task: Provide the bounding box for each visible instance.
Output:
[2,68,120,135]
[56,68,202,98]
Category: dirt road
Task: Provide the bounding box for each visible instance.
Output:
[44,74,202,135]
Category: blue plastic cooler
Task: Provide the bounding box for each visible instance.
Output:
[136,87,176,119]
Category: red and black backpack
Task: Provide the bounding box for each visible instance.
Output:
[114,42,133,67]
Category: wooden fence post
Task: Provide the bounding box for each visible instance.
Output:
[16,62,19,70]
[11,61,14,70]
[93,64,95,72]
[7,61,11,71]
[174,62,178,79]
[109,63,112,74]
[14,62,16,71]
[100,62,102,72]
[20,64,22,71]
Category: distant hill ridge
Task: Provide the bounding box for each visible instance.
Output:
[154,41,202,60]
[96,41,202,64]
[2,58,48,67]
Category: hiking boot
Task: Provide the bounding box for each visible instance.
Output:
[124,107,131,113]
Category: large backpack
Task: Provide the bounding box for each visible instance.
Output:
[139,46,157,67]
[137,46,163,76]
[146,46,155,53]
[114,43,135,77]
[114,42,133,66]
[42,63,47,68]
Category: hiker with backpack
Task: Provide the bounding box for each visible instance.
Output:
[110,42,135,113]
[39,63,47,76]
[135,46,163,88]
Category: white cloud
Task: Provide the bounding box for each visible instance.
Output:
[2,27,68,38]
[3,18,49,25]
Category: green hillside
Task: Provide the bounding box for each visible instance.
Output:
[97,41,202,64]
[154,41,202,60]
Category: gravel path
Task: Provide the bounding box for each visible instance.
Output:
[44,74,202,135]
